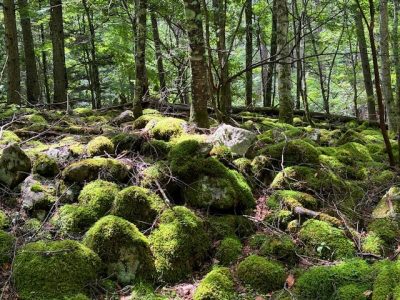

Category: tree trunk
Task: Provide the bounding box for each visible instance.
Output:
[245,0,253,107]
[183,0,210,128]
[3,0,21,105]
[380,0,396,131]
[354,7,376,121]
[133,0,147,118]
[276,0,293,123]
[393,0,400,162]
[38,0,51,104]
[18,0,40,105]
[150,12,167,101]
[257,21,268,106]
[49,0,68,108]
[265,0,278,107]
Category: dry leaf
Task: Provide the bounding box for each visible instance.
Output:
[286,274,295,288]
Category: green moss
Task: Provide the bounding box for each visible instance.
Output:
[237,255,286,293]
[30,182,44,193]
[368,218,399,245]
[13,240,101,300]
[265,209,293,228]
[148,117,186,141]
[261,139,321,166]
[140,161,170,188]
[259,234,297,263]
[83,215,154,285]
[73,107,92,116]
[55,204,97,234]
[69,143,85,156]
[233,158,252,173]
[0,210,10,229]
[210,145,233,160]
[248,233,269,250]
[372,260,400,300]
[298,219,355,260]
[149,206,210,283]
[296,259,373,300]
[337,284,367,300]
[361,232,384,255]
[112,133,142,152]
[63,158,129,183]
[33,153,59,177]
[78,180,119,217]
[111,186,165,230]
[87,136,115,157]
[215,237,242,266]
[28,114,48,124]
[372,187,400,219]
[133,114,164,129]
[206,215,255,240]
[267,190,318,210]
[336,129,366,146]
[130,283,167,299]
[0,230,15,264]
[194,267,236,300]
[141,140,171,158]
[0,130,20,145]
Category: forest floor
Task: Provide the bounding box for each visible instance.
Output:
[0,104,399,299]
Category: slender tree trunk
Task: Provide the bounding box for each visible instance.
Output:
[183,0,210,128]
[276,0,293,123]
[256,21,268,105]
[292,0,302,110]
[354,7,376,121]
[393,0,400,162]
[265,0,278,107]
[245,0,253,107]
[39,0,51,104]
[3,0,21,105]
[380,0,396,131]
[133,0,147,118]
[150,12,167,101]
[49,0,68,108]
[18,0,40,105]
[82,0,101,109]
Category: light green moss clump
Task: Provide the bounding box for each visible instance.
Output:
[298,219,355,260]
[215,237,242,266]
[78,180,119,217]
[371,260,400,300]
[0,230,15,264]
[27,114,48,124]
[33,153,59,177]
[55,204,97,234]
[63,158,129,183]
[111,186,165,230]
[149,206,210,283]
[87,136,115,157]
[0,130,20,145]
[336,129,366,146]
[194,267,236,300]
[267,190,318,210]
[210,145,233,160]
[83,215,154,285]
[259,234,297,263]
[337,284,367,300]
[361,232,385,256]
[206,215,255,240]
[0,210,10,229]
[140,140,172,158]
[237,255,286,293]
[13,240,101,300]
[148,117,186,141]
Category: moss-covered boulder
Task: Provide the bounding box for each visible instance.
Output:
[336,129,366,146]
[55,204,97,234]
[0,143,32,188]
[259,234,297,264]
[267,190,318,210]
[361,232,385,256]
[215,237,242,266]
[83,215,154,285]
[78,180,119,216]
[372,260,400,300]
[298,219,355,260]
[13,240,101,300]
[0,230,15,264]
[237,255,286,293]
[63,158,129,183]
[111,186,165,230]
[206,214,255,240]
[0,130,20,145]
[87,136,115,157]
[112,133,142,152]
[20,175,56,211]
[149,206,210,283]
[372,187,400,219]
[32,153,59,178]
[194,267,236,300]
[147,117,186,141]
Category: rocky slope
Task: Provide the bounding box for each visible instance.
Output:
[0,105,399,299]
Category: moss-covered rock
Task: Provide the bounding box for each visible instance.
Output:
[20,175,56,211]
[86,136,115,157]
[141,140,172,158]
[194,267,236,300]
[78,180,119,217]
[63,158,129,183]
[111,186,165,230]
[33,153,59,177]
[0,230,15,264]
[83,215,154,285]
[267,190,318,210]
[336,129,366,146]
[259,234,297,264]
[149,206,210,283]
[0,143,32,188]
[368,218,399,244]
[0,130,20,145]
[148,117,186,141]
[237,255,286,293]
[206,215,255,240]
[372,187,400,219]
[55,204,98,234]
[215,237,242,266]
[13,240,101,300]
[112,133,142,152]
[298,219,355,260]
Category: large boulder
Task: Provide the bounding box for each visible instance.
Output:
[209,124,256,156]
[112,110,135,125]
[0,143,31,188]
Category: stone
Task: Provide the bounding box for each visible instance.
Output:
[209,124,256,156]
[20,175,56,211]
[0,143,32,188]
[372,187,400,219]
[113,110,135,125]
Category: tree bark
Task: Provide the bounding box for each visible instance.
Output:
[18,0,40,105]
[3,0,21,105]
[183,0,210,128]
[151,12,167,101]
[49,0,68,108]
[265,0,278,107]
[245,0,253,107]
[276,0,293,123]
[354,7,376,121]
[393,0,400,163]
[39,0,51,104]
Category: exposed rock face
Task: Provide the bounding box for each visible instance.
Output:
[20,175,56,211]
[0,144,32,188]
[210,124,256,156]
[113,110,135,125]
[372,187,400,219]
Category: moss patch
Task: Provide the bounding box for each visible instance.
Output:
[215,237,242,266]
[194,267,236,300]
[87,136,115,157]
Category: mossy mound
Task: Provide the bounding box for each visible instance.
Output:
[63,157,129,183]
[78,180,119,217]
[0,230,15,264]
[0,210,10,229]
[87,136,115,157]
[0,130,21,145]
[55,204,97,234]
[215,237,242,266]
[237,255,286,293]
[267,190,318,210]
[133,114,164,129]
[206,214,255,240]
[0,143,32,188]
[112,133,142,152]
[83,215,154,285]
[372,260,400,300]
[148,117,186,141]
[13,240,101,300]
[336,129,367,146]
[298,219,355,260]
[259,234,297,263]
[32,153,59,177]
[149,206,210,283]
[194,267,236,300]
[141,140,172,158]
[368,218,399,245]
[361,232,385,256]
[111,186,165,230]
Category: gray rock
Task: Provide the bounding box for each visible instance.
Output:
[20,175,56,210]
[113,110,135,125]
[210,124,257,156]
[0,143,32,188]
[372,187,400,219]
